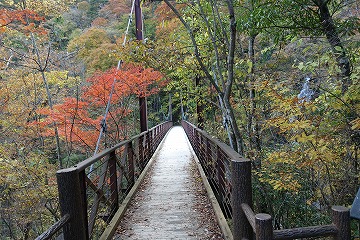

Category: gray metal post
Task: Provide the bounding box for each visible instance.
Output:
[231,159,253,240]
[145,132,150,163]
[217,146,226,207]
[109,151,119,220]
[56,168,88,240]
[128,141,135,187]
[139,135,144,170]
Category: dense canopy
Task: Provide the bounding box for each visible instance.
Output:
[0,0,359,238]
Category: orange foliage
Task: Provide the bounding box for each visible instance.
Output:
[99,0,132,18]
[155,18,181,37]
[91,17,109,27]
[83,63,166,105]
[0,9,46,34]
[120,63,167,97]
[34,98,99,148]
[154,2,179,22]
[83,68,130,106]
[154,2,185,39]
[32,63,166,151]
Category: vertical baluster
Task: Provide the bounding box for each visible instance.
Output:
[202,137,211,182]
[198,133,202,163]
[139,135,144,170]
[154,127,158,147]
[150,130,154,156]
[192,124,194,145]
[206,138,211,161]
[146,131,150,163]
[207,137,214,184]
[217,146,226,215]
[108,150,118,221]
[194,130,199,157]
[128,142,135,188]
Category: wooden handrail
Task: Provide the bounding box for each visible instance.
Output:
[181,120,351,240]
[72,124,164,172]
[183,120,243,161]
[35,214,70,240]
[273,225,337,239]
[40,121,173,240]
[181,120,253,240]
[241,203,256,232]
[46,120,351,240]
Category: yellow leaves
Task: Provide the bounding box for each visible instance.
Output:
[26,0,76,17]
[294,131,315,143]
[45,71,79,88]
[267,151,293,164]
[256,169,301,193]
[297,61,305,71]
[266,114,312,135]
[247,59,253,74]
[77,1,91,12]
[272,176,301,192]
[0,17,8,32]
[351,117,360,130]
[67,28,118,72]
[0,26,6,33]
[260,130,345,194]
[317,140,328,154]
[259,150,303,193]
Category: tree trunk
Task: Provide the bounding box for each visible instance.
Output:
[30,33,62,168]
[316,0,357,199]
[316,0,351,93]
[247,34,262,164]
[218,94,236,150]
[224,0,244,155]
[164,0,244,155]
[196,76,205,129]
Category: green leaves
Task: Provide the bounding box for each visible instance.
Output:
[67,28,118,73]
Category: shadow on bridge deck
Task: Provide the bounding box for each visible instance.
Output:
[112,126,224,239]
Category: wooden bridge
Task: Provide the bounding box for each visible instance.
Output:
[37,121,351,240]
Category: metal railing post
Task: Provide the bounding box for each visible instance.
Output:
[149,130,153,156]
[216,146,226,213]
[332,206,351,240]
[146,131,151,163]
[205,138,211,175]
[255,213,273,240]
[56,168,88,240]
[198,133,204,165]
[206,138,211,161]
[109,150,119,220]
[194,130,200,157]
[128,142,135,187]
[231,158,253,240]
[139,135,144,170]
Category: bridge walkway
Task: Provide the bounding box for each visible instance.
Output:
[112,126,224,239]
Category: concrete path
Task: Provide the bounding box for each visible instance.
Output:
[113,126,223,240]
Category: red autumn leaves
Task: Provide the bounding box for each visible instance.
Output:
[33,64,166,150]
[84,64,165,104]
[0,9,46,34]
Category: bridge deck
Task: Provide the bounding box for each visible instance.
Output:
[113,126,224,239]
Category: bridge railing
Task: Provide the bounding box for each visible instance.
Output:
[181,120,350,240]
[38,121,172,240]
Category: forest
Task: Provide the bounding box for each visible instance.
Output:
[0,0,359,239]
